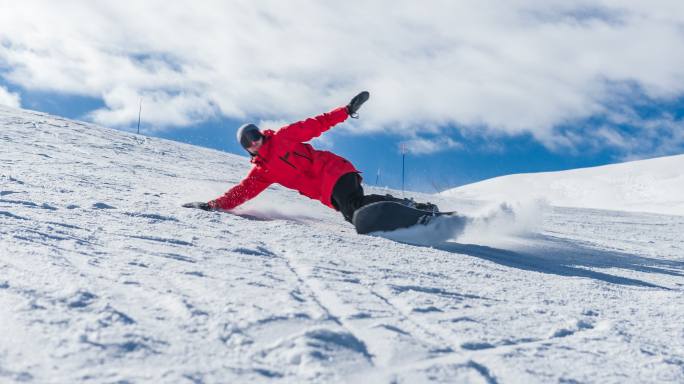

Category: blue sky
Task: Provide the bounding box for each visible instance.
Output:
[2,2,684,192]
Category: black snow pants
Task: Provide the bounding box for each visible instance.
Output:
[331,172,407,223]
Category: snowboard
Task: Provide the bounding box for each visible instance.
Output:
[352,201,451,234]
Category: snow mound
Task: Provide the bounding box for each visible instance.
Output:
[442,155,684,216]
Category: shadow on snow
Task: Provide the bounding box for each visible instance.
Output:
[391,235,682,289]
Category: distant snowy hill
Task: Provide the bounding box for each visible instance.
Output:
[1,105,683,383]
[442,155,684,216]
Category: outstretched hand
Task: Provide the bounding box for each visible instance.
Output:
[347,91,369,118]
[182,202,213,211]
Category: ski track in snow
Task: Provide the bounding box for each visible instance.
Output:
[1,105,684,383]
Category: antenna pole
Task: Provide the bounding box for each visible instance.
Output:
[400,143,407,195]
[137,98,142,134]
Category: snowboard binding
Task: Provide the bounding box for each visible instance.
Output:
[386,194,440,213]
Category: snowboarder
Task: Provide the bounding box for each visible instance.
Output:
[183,91,437,223]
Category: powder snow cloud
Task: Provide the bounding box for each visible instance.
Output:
[1,0,684,153]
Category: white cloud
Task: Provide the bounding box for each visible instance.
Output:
[87,86,217,130]
[1,1,684,151]
[400,137,463,155]
[0,85,21,108]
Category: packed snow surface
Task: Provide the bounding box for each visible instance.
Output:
[441,155,684,216]
[1,105,683,383]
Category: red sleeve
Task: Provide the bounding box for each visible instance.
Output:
[275,106,349,142]
[209,167,272,210]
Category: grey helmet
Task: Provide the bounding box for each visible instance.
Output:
[236,123,263,151]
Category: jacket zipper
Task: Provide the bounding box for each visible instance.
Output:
[279,155,297,169]
[293,151,313,162]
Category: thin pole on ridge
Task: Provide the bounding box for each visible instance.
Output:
[137,98,142,135]
[401,143,407,196]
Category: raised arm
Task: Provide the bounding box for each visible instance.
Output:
[275,106,349,143]
[208,167,272,210]
[276,91,370,143]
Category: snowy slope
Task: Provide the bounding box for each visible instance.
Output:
[1,105,683,383]
[441,155,684,216]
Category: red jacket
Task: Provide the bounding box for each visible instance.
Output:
[210,106,358,210]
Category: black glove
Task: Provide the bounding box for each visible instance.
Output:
[182,202,213,211]
[346,91,369,118]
